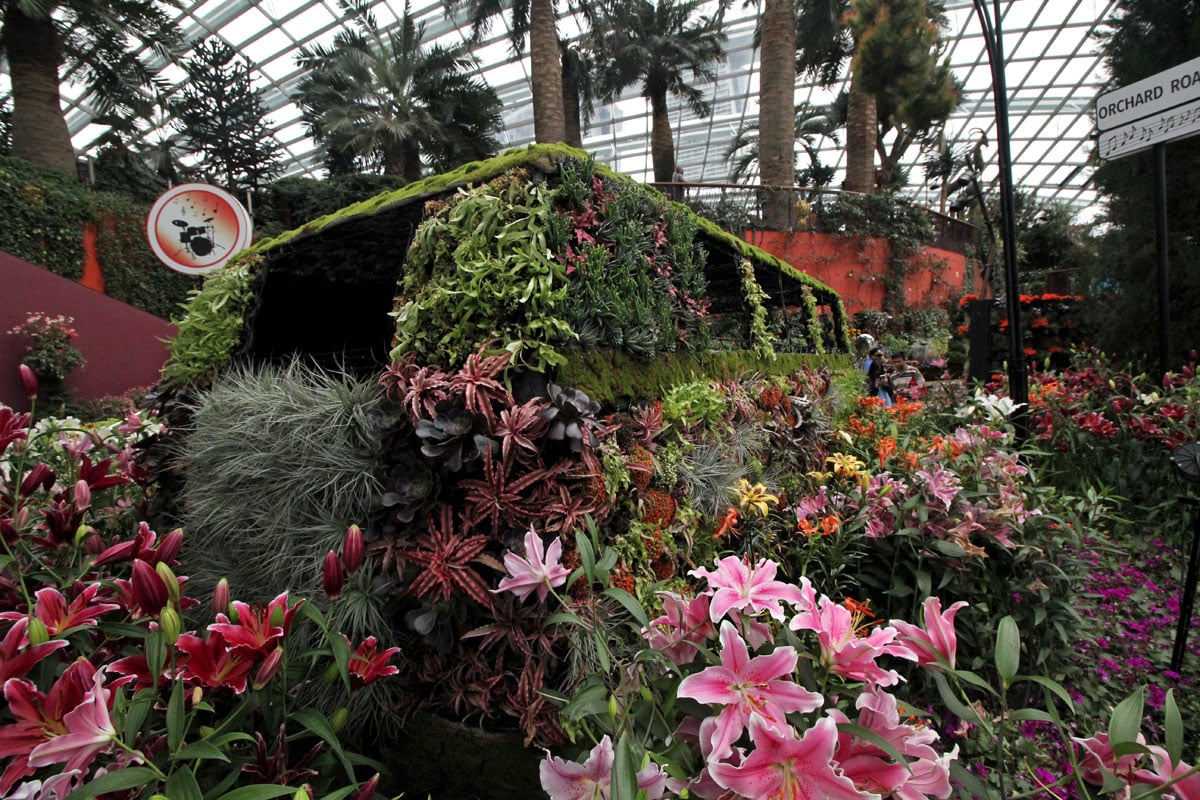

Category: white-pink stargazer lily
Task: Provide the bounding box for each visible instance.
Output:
[642,591,716,665]
[791,595,915,686]
[889,597,969,671]
[708,715,877,800]
[677,621,823,761]
[495,529,570,602]
[539,734,667,800]
[689,555,814,623]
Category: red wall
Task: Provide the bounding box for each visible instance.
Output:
[1,250,176,412]
[743,230,969,318]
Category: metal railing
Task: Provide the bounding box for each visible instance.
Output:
[648,181,978,255]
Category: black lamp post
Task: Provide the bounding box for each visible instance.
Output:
[971,0,1029,435]
[1170,442,1200,672]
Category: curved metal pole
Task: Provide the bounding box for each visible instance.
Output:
[973,0,1029,439]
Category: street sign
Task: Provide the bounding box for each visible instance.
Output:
[1095,55,1200,160]
[146,183,254,275]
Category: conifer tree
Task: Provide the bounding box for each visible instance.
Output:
[170,40,282,195]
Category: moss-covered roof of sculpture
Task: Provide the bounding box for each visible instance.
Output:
[162,143,851,387]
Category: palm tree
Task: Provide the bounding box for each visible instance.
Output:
[450,0,569,144]
[796,0,951,195]
[294,3,502,182]
[725,103,840,186]
[0,0,182,175]
[758,0,797,229]
[588,0,726,183]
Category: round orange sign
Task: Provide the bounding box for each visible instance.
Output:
[146,183,253,275]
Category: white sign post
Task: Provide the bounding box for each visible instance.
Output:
[1094,56,1200,377]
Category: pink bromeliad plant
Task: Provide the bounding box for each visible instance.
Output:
[0,397,394,799]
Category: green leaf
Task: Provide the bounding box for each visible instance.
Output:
[315,785,361,800]
[561,682,610,722]
[166,766,204,800]
[949,669,999,695]
[292,706,355,779]
[328,629,353,694]
[1165,688,1183,765]
[611,734,640,800]
[576,529,597,582]
[836,721,909,768]
[65,767,162,800]
[1008,708,1053,722]
[948,760,990,799]
[215,786,303,800]
[172,740,231,763]
[122,688,155,742]
[1013,674,1076,713]
[994,615,1020,688]
[1108,687,1145,747]
[167,679,186,752]
[602,587,649,627]
[932,672,984,726]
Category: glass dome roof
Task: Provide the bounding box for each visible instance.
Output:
[8,0,1117,218]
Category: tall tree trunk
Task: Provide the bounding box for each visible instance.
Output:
[759,0,796,229]
[844,70,877,194]
[4,9,77,175]
[562,50,583,148]
[649,93,675,183]
[529,0,566,144]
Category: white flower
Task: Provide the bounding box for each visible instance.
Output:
[955,389,1024,424]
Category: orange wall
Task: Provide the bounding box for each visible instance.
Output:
[743,230,969,318]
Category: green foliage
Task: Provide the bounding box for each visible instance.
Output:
[180,360,384,603]
[253,173,407,238]
[661,380,728,430]
[0,155,91,279]
[161,256,262,386]
[553,348,848,403]
[393,171,574,370]
[90,192,202,318]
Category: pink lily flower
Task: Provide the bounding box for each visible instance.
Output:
[4,770,81,800]
[642,591,715,665]
[830,687,953,799]
[689,556,813,623]
[495,529,569,603]
[539,735,667,800]
[889,597,969,672]
[1073,732,1159,786]
[345,635,401,686]
[28,668,116,773]
[791,596,914,686]
[1147,749,1200,800]
[708,716,873,800]
[678,621,823,760]
[175,630,256,693]
[0,660,97,793]
[0,618,69,684]
[208,592,302,657]
[0,585,120,640]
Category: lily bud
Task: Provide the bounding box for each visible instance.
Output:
[330,707,350,733]
[157,529,184,564]
[27,617,50,645]
[293,786,313,800]
[159,606,182,646]
[155,561,181,608]
[253,647,285,690]
[342,525,365,576]
[322,550,344,600]
[73,480,92,513]
[212,578,230,616]
[74,523,91,548]
[131,559,168,615]
[18,364,38,400]
[354,773,380,800]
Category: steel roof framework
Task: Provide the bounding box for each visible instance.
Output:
[1,0,1118,218]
